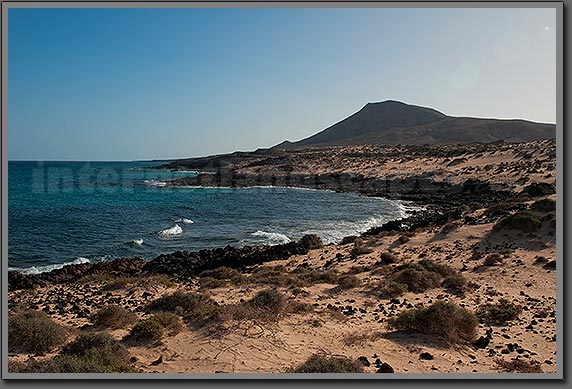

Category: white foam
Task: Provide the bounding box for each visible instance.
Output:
[133,239,144,245]
[174,218,194,224]
[251,230,291,245]
[144,179,167,187]
[158,224,183,237]
[9,257,91,275]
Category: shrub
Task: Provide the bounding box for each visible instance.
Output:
[530,198,556,213]
[288,354,365,373]
[524,183,555,197]
[11,332,133,373]
[299,234,324,250]
[224,289,309,322]
[476,299,522,325]
[347,265,369,274]
[128,317,165,343]
[417,260,456,277]
[378,281,408,298]
[146,291,219,320]
[8,311,68,354]
[247,289,285,313]
[337,274,360,289]
[151,312,184,335]
[250,266,301,287]
[392,264,441,293]
[493,211,542,233]
[397,235,410,244]
[198,267,246,286]
[100,277,137,291]
[494,358,543,373]
[441,273,467,292]
[90,305,137,329]
[440,223,457,234]
[484,202,521,218]
[380,252,398,264]
[483,253,503,267]
[387,301,478,344]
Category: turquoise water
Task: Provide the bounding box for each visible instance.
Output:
[8,161,409,274]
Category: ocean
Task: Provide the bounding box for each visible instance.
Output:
[8,161,412,275]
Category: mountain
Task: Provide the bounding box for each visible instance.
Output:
[275,100,555,148]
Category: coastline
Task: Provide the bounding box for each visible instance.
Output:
[8,140,558,374]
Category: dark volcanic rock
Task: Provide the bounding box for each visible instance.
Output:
[473,336,490,349]
[8,258,147,291]
[142,240,309,278]
[299,234,324,250]
[376,363,395,373]
[419,352,434,360]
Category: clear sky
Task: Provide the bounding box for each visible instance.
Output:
[8,7,556,161]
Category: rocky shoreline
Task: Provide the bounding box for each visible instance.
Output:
[9,174,550,292]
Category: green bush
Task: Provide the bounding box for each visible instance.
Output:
[392,264,441,293]
[8,311,68,354]
[387,301,478,344]
[151,312,184,335]
[493,211,542,233]
[288,354,365,373]
[247,289,285,313]
[476,299,522,325]
[10,332,133,373]
[147,290,219,321]
[90,305,138,329]
[129,317,165,342]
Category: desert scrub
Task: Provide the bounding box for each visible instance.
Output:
[90,305,137,329]
[379,251,399,264]
[100,276,137,291]
[10,332,134,373]
[247,289,285,313]
[225,289,311,322]
[483,253,503,267]
[377,281,408,299]
[8,310,68,354]
[388,260,461,294]
[387,301,478,344]
[146,290,220,321]
[530,198,556,213]
[476,299,522,325]
[441,273,467,293]
[128,313,184,343]
[288,354,365,373]
[249,266,302,287]
[493,211,542,233]
[198,266,246,288]
[337,274,360,289]
[494,358,543,373]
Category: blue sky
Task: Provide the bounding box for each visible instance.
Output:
[8,7,556,161]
